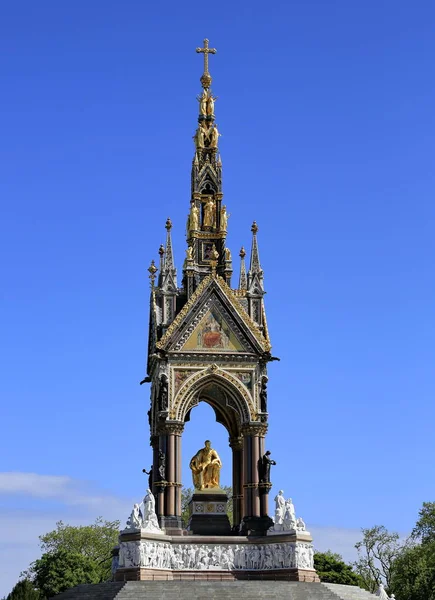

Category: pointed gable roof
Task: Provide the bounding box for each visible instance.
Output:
[156,274,271,353]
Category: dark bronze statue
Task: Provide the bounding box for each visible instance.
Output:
[158,450,166,480]
[142,465,153,490]
[259,450,276,483]
[158,374,168,412]
[259,375,268,413]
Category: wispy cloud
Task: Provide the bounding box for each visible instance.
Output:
[311,525,361,563]
[0,472,129,509]
[0,472,72,498]
[0,472,133,598]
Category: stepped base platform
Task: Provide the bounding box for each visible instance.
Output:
[53,580,380,600]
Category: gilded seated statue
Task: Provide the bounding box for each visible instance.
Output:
[189,440,222,491]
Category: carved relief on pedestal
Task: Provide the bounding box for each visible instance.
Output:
[117,539,315,571]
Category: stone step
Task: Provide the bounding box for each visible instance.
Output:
[53,581,380,600]
[323,584,378,600]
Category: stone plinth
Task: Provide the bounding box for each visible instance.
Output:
[187,490,231,535]
[114,530,319,582]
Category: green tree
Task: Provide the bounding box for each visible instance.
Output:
[314,551,362,586]
[37,517,119,582]
[388,502,435,600]
[181,486,233,527]
[412,502,435,544]
[33,550,100,598]
[354,525,404,593]
[5,579,42,600]
[390,542,435,600]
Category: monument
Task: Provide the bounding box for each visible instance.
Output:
[113,38,319,583]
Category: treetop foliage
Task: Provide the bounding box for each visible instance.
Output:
[314,551,362,586]
[412,501,435,545]
[33,550,100,598]
[5,579,41,600]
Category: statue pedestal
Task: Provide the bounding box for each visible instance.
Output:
[114,530,319,582]
[187,490,231,535]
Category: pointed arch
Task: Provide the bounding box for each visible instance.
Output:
[173,368,254,433]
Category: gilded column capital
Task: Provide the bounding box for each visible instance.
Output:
[157,421,185,436]
[241,422,268,438]
[229,436,243,451]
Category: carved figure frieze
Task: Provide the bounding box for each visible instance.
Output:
[118,540,314,571]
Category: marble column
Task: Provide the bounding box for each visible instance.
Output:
[175,429,182,516]
[230,436,243,528]
[242,432,251,518]
[259,434,269,517]
[166,433,175,516]
[251,434,260,517]
[241,423,268,523]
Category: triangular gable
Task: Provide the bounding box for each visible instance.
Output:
[156,275,270,353]
[182,306,245,352]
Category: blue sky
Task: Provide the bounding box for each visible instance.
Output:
[1,0,435,595]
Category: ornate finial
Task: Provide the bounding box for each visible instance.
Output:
[148,260,158,287]
[196,38,217,88]
[251,221,259,234]
[158,244,165,257]
[165,217,172,231]
[239,246,246,259]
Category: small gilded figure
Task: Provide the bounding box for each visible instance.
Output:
[199,89,208,115]
[220,205,229,231]
[206,93,217,116]
[203,197,215,228]
[193,125,205,149]
[188,204,200,232]
[209,124,220,148]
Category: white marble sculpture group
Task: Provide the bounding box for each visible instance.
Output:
[376,583,395,600]
[125,489,162,534]
[118,540,314,571]
[272,490,307,533]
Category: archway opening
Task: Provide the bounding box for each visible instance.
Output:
[182,400,232,490]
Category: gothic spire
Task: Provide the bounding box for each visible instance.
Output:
[247,221,264,293]
[157,244,165,287]
[164,218,175,271]
[239,246,247,290]
[160,218,177,291]
[184,38,229,295]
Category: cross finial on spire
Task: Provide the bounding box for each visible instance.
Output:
[196,38,217,88]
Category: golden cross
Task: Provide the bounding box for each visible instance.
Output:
[196,38,217,75]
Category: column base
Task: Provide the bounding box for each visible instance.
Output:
[159,515,183,536]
